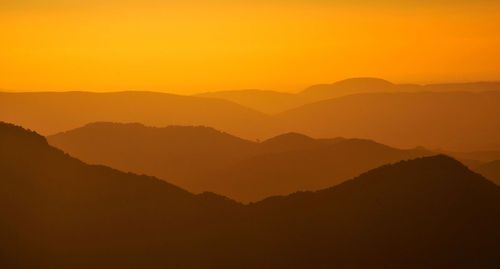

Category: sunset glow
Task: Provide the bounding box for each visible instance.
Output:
[2,1,499,93]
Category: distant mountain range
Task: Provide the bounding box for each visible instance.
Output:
[197,78,500,114]
[48,122,436,202]
[278,91,500,151]
[3,78,500,151]
[2,122,499,268]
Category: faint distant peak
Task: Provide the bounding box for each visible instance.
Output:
[332,77,394,87]
[300,77,395,98]
[305,77,393,90]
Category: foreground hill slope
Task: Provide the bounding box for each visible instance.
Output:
[242,155,500,268]
[0,91,281,139]
[278,91,500,151]
[2,122,499,268]
[48,122,433,202]
[0,122,240,268]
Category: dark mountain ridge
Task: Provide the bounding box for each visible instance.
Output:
[2,122,499,268]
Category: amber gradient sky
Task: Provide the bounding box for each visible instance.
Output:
[1,1,500,94]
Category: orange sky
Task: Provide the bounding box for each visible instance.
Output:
[1,1,500,94]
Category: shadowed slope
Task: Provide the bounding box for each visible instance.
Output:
[49,123,434,202]
[278,91,500,151]
[240,155,500,268]
[0,91,281,140]
[2,122,499,268]
[476,160,500,185]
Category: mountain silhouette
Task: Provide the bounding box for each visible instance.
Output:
[2,122,499,268]
[0,91,281,140]
[197,78,500,114]
[48,122,434,202]
[278,91,500,151]
[476,160,500,185]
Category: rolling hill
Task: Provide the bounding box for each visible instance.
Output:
[48,122,434,202]
[2,122,499,268]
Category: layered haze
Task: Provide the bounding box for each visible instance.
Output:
[2,1,500,267]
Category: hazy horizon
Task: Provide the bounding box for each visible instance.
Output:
[2,1,500,94]
[2,77,500,94]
